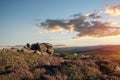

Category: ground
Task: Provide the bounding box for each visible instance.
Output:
[0,48,120,80]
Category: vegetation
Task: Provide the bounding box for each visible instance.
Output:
[0,49,120,80]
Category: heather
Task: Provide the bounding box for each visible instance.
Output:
[0,45,120,80]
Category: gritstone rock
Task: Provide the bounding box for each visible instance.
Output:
[21,48,34,54]
[30,43,54,55]
[47,49,54,55]
[1,48,8,52]
[9,47,18,53]
[34,50,42,55]
[39,43,47,52]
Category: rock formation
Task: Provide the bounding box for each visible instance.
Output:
[0,42,54,56]
[24,43,54,55]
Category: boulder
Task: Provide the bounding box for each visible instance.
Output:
[21,48,32,53]
[41,52,49,55]
[26,43,31,48]
[39,43,47,52]
[10,47,18,51]
[24,43,31,50]
[1,48,8,52]
[30,43,54,55]
[31,43,40,50]
[47,49,54,55]
[34,50,42,55]
[8,48,18,53]
[45,43,53,49]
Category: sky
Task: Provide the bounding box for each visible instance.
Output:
[0,0,120,46]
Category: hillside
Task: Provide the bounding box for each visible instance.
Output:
[0,44,120,80]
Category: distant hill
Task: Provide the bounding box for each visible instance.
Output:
[54,45,120,55]
[0,45,24,50]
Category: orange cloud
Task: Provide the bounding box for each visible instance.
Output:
[73,23,120,39]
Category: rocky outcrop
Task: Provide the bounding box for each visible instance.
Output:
[30,43,54,55]
[23,43,54,55]
[8,47,18,53]
[0,42,54,56]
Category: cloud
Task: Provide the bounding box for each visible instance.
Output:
[84,13,101,19]
[36,12,120,39]
[40,19,67,31]
[34,23,41,27]
[105,5,120,16]
[73,21,120,39]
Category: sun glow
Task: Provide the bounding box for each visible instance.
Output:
[47,25,63,32]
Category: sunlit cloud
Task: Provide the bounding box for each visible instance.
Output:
[47,25,63,32]
[35,9,120,39]
[84,12,101,19]
[105,5,120,16]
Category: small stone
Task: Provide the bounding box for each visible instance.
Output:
[21,48,31,53]
[41,52,49,55]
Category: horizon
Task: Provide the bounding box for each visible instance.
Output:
[0,0,120,47]
[0,44,120,48]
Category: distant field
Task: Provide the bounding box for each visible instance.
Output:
[0,46,11,50]
[54,45,120,55]
[0,46,23,50]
